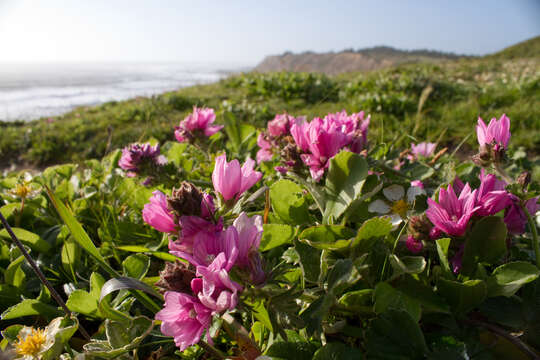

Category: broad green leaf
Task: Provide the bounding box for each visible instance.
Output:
[164,142,188,166]
[351,217,393,254]
[373,282,421,322]
[393,276,450,314]
[0,284,20,308]
[436,238,452,275]
[66,290,99,318]
[294,239,321,283]
[437,278,487,314]
[338,289,373,312]
[260,224,295,252]
[0,227,51,253]
[122,254,150,279]
[1,299,62,320]
[61,237,81,277]
[313,342,364,359]
[327,259,360,296]
[4,255,25,288]
[266,341,318,360]
[270,180,310,225]
[389,255,426,278]
[366,309,428,359]
[40,316,79,360]
[486,261,539,297]
[461,216,507,276]
[0,203,19,220]
[301,294,335,336]
[298,225,355,250]
[323,151,368,223]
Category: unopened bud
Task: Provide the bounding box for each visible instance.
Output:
[167,182,203,217]
[408,215,432,241]
[517,171,531,190]
[155,261,195,294]
[472,146,492,167]
[280,143,302,169]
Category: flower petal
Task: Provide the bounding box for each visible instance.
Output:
[383,185,405,202]
[368,199,391,214]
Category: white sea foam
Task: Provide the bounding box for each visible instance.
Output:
[0,62,248,121]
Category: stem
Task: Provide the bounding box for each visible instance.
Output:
[0,211,91,341]
[16,197,24,228]
[463,318,539,359]
[380,220,408,281]
[493,162,513,184]
[522,204,540,268]
[221,313,260,353]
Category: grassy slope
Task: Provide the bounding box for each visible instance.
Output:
[0,54,538,169]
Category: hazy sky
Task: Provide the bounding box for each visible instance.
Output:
[0,0,538,65]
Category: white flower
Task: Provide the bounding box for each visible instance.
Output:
[368,184,425,228]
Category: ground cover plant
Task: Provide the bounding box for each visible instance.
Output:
[0,98,539,359]
[0,54,538,170]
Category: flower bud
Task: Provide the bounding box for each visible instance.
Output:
[155,261,196,294]
[167,182,203,217]
[408,215,432,241]
[280,143,302,170]
[471,145,492,167]
[517,171,531,191]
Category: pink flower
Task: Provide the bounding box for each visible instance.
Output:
[155,291,212,351]
[119,143,166,177]
[290,117,311,152]
[475,169,511,216]
[175,107,223,142]
[476,114,511,151]
[193,253,243,312]
[232,213,263,267]
[142,191,177,233]
[267,113,292,137]
[298,117,351,181]
[256,133,274,163]
[426,184,479,237]
[410,142,436,158]
[410,180,424,189]
[504,196,539,234]
[212,154,262,201]
[169,216,222,256]
[406,235,423,253]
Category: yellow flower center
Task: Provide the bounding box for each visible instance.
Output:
[391,199,409,218]
[12,184,31,199]
[15,328,46,356]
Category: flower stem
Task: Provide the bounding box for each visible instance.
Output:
[493,162,513,184]
[522,204,540,268]
[0,211,91,340]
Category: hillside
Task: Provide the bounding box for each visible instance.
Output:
[254,46,468,75]
[488,35,540,60]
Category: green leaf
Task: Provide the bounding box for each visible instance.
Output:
[0,284,20,308]
[393,276,450,314]
[122,254,150,279]
[46,187,117,275]
[164,142,188,166]
[0,227,51,253]
[461,216,507,276]
[351,217,393,254]
[298,225,355,250]
[66,289,99,318]
[323,151,368,223]
[313,342,364,359]
[338,289,373,312]
[270,179,310,225]
[327,259,360,296]
[437,278,487,314]
[486,261,540,297]
[389,255,426,278]
[1,299,62,320]
[301,294,335,336]
[373,282,422,322]
[436,238,452,275]
[294,239,321,283]
[116,245,151,252]
[61,237,81,277]
[266,341,318,360]
[260,224,295,252]
[100,277,162,302]
[40,316,79,360]
[4,255,25,288]
[366,309,428,359]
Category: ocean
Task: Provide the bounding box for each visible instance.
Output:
[0,62,247,121]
